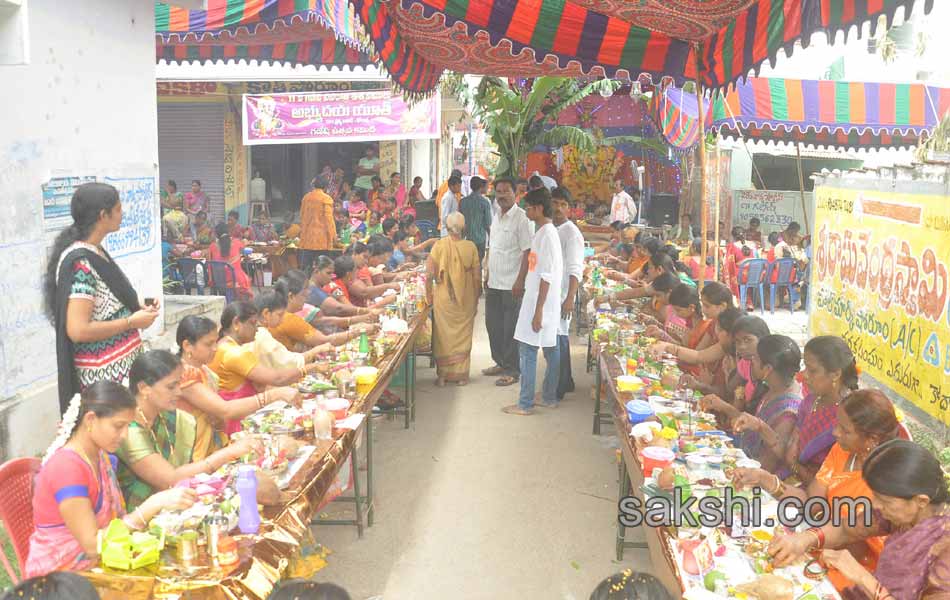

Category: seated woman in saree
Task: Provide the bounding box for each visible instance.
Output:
[25,382,197,577]
[210,301,326,435]
[648,282,732,365]
[303,258,383,327]
[789,335,861,483]
[698,315,771,415]
[650,307,743,398]
[734,389,907,596]
[271,270,378,351]
[324,255,396,310]
[177,315,299,461]
[701,334,801,474]
[426,212,482,386]
[645,284,710,347]
[116,350,281,511]
[768,439,950,600]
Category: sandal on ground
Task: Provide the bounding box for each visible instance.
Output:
[482,365,505,376]
[502,404,532,416]
[435,377,446,387]
[495,375,519,386]
[455,379,469,386]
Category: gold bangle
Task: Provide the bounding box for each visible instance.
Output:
[298,367,306,378]
[126,316,133,330]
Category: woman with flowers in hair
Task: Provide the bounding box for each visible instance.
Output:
[24,382,197,577]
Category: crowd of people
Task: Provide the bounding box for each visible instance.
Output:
[592,214,950,599]
[20,154,950,600]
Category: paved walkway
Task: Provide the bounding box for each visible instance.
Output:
[314,302,652,599]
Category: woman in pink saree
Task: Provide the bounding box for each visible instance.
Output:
[26,382,195,577]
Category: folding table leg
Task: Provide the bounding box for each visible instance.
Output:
[351,446,365,539]
[593,360,602,435]
[366,416,375,527]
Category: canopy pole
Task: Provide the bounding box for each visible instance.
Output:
[714,136,721,280]
[694,44,708,294]
[796,143,810,233]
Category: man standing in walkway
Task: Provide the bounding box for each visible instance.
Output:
[552,187,584,401]
[483,177,533,387]
[439,175,463,237]
[609,179,637,224]
[459,176,492,261]
[503,188,562,415]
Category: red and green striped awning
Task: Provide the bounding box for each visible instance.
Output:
[348,0,934,95]
[649,77,950,150]
[155,1,374,68]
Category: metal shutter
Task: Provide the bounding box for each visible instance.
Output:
[157,103,226,223]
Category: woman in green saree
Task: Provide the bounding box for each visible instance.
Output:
[115,350,279,510]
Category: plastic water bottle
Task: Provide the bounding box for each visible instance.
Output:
[236,465,260,534]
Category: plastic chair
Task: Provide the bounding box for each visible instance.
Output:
[0,457,41,583]
[175,258,206,295]
[207,261,238,302]
[736,258,768,314]
[415,219,437,240]
[767,258,801,314]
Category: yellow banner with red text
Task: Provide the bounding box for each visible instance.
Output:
[809,185,950,424]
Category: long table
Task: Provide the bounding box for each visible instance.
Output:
[83,311,426,600]
[594,350,686,598]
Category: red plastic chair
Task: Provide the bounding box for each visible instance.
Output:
[0,457,41,583]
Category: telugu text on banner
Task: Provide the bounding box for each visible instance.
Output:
[242,90,441,146]
[809,185,950,424]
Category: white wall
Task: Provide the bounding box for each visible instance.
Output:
[0,0,160,459]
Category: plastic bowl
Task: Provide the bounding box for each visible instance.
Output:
[625,399,654,425]
[319,397,351,420]
[640,446,675,475]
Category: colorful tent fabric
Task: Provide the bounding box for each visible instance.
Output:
[155,1,374,68]
[648,77,950,150]
[648,86,711,150]
[348,0,933,95]
[712,78,950,149]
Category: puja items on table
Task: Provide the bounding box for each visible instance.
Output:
[589,282,841,600]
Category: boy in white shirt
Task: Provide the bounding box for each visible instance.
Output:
[503,188,563,415]
[552,187,585,400]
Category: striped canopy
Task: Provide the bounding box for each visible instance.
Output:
[350,0,934,95]
[648,86,710,150]
[648,77,950,150]
[711,78,950,149]
[155,1,374,68]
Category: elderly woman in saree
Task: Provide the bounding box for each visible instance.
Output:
[426,212,481,386]
[769,439,950,600]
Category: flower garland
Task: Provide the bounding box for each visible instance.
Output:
[42,393,81,465]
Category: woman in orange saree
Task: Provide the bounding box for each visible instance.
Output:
[426,213,481,386]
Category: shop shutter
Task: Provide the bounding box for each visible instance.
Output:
[157,103,226,224]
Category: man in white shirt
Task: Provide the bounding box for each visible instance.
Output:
[439,175,462,237]
[503,188,563,415]
[483,177,534,386]
[552,187,584,400]
[609,179,638,224]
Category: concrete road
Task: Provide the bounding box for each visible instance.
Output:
[313,306,654,599]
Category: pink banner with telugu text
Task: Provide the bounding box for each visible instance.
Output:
[242,90,440,146]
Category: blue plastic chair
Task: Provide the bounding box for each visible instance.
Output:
[207,261,238,303]
[736,258,768,314]
[175,258,206,295]
[767,258,801,314]
[415,219,437,240]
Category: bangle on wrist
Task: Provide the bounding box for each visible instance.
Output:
[806,527,825,550]
[126,316,133,330]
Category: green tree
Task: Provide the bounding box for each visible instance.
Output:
[472,76,620,178]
